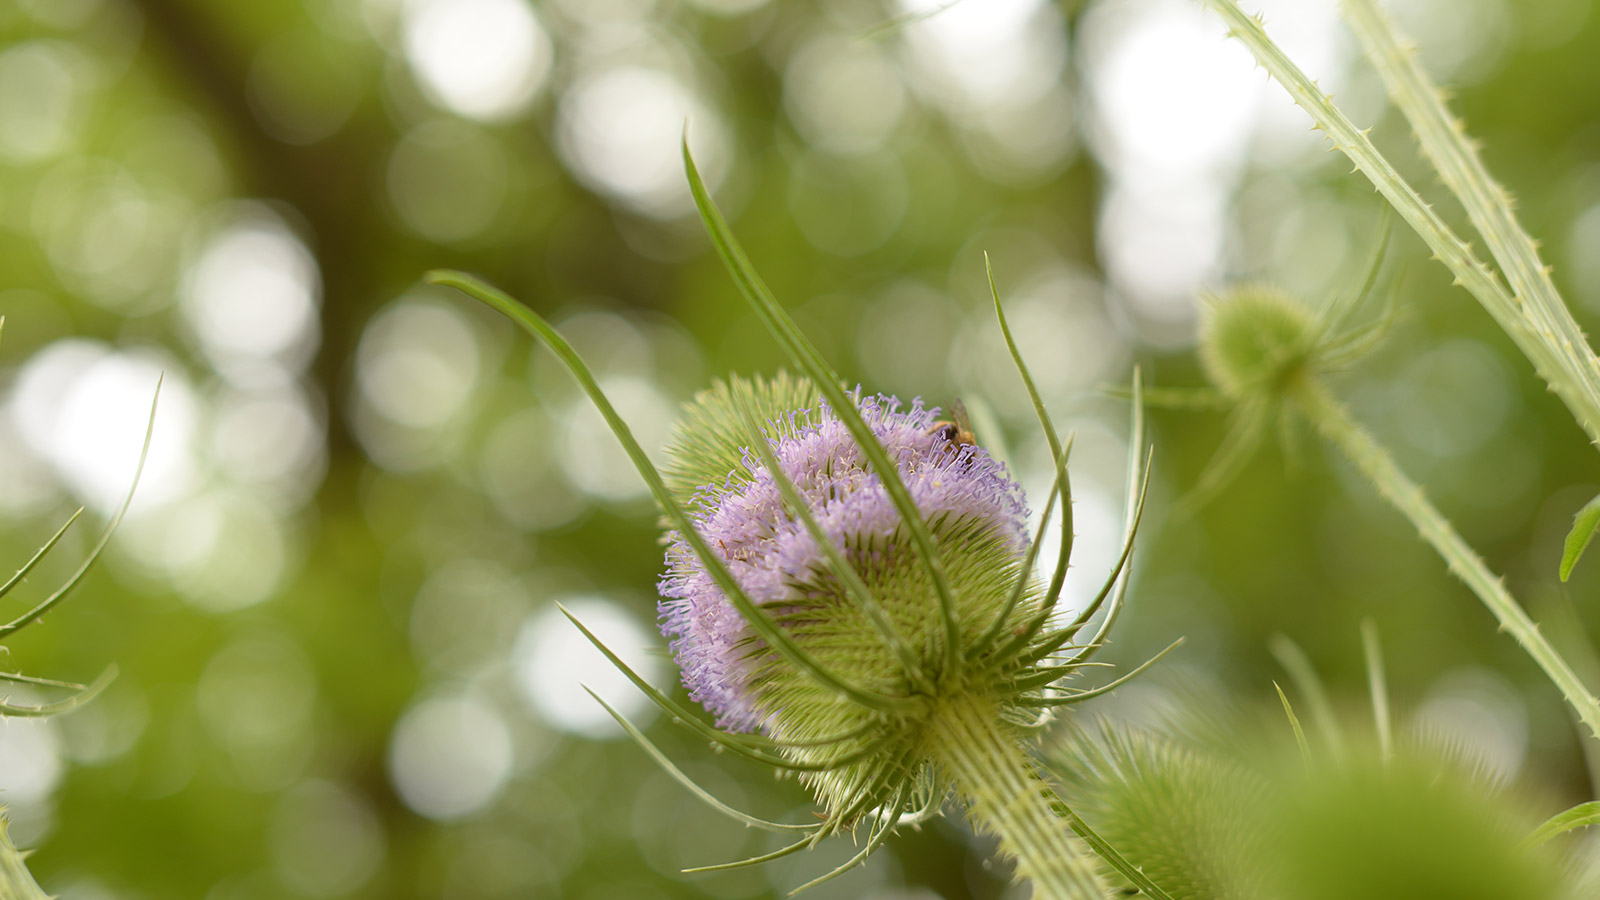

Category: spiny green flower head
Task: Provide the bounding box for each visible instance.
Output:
[1174,247,1395,516]
[654,373,1101,820]
[1198,284,1320,402]
[1197,219,1394,411]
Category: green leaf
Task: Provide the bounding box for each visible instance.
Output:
[1559,492,1600,582]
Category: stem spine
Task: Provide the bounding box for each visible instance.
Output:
[1291,377,1600,740]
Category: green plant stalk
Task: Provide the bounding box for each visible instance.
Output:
[1340,0,1600,443]
[1197,0,1600,450]
[929,693,1109,900]
[0,818,48,900]
[1290,376,1600,740]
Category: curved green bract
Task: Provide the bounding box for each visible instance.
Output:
[1521,801,1600,850]
[0,665,116,719]
[0,509,82,601]
[1019,640,1183,708]
[0,379,157,639]
[427,270,916,715]
[583,687,815,833]
[969,257,1073,661]
[680,141,966,683]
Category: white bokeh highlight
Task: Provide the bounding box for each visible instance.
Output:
[403,0,553,121]
[182,206,321,383]
[271,780,386,897]
[356,298,483,430]
[1081,0,1349,341]
[512,598,663,739]
[389,694,514,820]
[10,341,197,513]
[556,67,729,218]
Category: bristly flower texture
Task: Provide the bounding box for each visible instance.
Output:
[428,162,1166,895]
[631,369,1165,899]
[660,391,1027,734]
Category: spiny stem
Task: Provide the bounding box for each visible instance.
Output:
[1340,0,1600,447]
[929,693,1109,900]
[1196,0,1600,451]
[1290,377,1600,740]
[0,816,48,900]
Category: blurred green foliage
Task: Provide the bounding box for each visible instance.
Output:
[6,0,1600,897]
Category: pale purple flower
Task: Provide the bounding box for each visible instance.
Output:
[658,393,1028,732]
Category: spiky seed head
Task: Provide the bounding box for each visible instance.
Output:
[1198,285,1318,402]
[657,374,1068,818]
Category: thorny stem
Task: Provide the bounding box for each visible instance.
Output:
[0,817,48,900]
[929,693,1109,900]
[1340,0,1600,447]
[1199,0,1600,451]
[1291,377,1600,741]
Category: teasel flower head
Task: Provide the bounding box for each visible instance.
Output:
[658,383,1029,733]
[658,375,1074,811]
[425,143,1179,899]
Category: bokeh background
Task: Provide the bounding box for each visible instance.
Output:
[3,0,1600,896]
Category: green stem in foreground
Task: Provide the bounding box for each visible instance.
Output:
[1291,377,1600,740]
[930,694,1109,900]
[0,817,48,900]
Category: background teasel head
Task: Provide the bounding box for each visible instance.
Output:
[1160,214,1398,514]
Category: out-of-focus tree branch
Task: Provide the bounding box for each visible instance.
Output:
[131,0,394,477]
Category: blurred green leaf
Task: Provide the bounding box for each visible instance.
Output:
[1560,493,1600,582]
